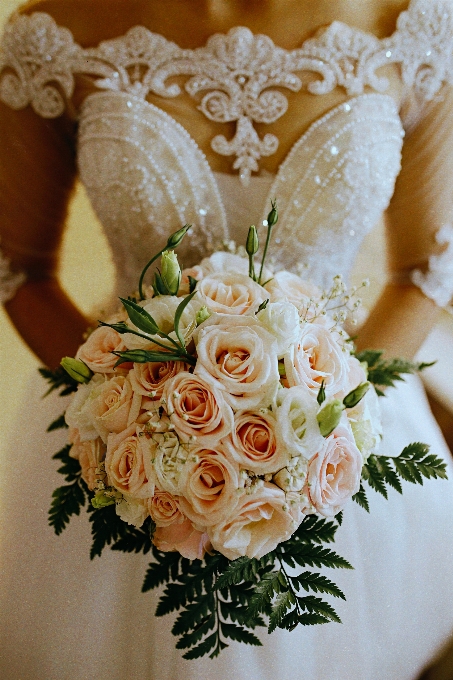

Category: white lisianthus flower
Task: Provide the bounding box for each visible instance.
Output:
[65,374,105,441]
[256,301,301,357]
[346,385,383,459]
[115,495,148,528]
[275,386,324,459]
[123,295,202,350]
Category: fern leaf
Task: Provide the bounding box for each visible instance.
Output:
[294,572,346,600]
[268,591,295,634]
[47,413,68,432]
[48,481,86,535]
[352,483,370,512]
[220,622,262,646]
[285,544,353,570]
[183,632,218,660]
[298,595,341,623]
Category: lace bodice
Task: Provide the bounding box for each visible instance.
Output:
[1,0,453,298]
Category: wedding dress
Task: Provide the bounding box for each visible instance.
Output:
[2,2,453,678]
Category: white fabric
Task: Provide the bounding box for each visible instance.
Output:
[1,2,453,678]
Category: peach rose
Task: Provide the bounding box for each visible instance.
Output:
[264,271,319,309]
[195,316,280,410]
[147,488,184,527]
[224,410,289,474]
[76,326,128,373]
[90,374,142,442]
[178,447,240,527]
[163,372,233,446]
[129,360,189,400]
[196,272,267,315]
[209,483,297,560]
[306,422,362,517]
[70,432,106,491]
[284,322,350,397]
[153,519,211,560]
[105,423,156,498]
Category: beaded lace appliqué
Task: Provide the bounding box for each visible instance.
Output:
[411,225,453,312]
[1,0,453,183]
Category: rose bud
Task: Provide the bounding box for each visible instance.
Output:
[343,382,371,409]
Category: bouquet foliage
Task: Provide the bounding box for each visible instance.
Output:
[44,205,447,659]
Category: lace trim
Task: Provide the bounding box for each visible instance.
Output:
[411,224,453,312]
[1,1,452,181]
[0,243,26,303]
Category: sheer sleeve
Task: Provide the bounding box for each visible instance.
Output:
[386,84,453,313]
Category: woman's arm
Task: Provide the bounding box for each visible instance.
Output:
[356,87,453,360]
[0,100,89,368]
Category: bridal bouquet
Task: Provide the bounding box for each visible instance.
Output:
[44,204,447,659]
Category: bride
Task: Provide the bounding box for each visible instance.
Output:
[1,0,453,678]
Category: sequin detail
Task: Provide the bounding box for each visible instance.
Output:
[411,224,453,312]
[1,1,453,182]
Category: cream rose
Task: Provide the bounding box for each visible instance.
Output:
[194,316,280,410]
[284,322,350,397]
[105,424,156,498]
[199,252,249,277]
[306,422,362,517]
[178,265,204,296]
[152,429,188,496]
[178,447,240,527]
[129,360,189,401]
[153,519,211,560]
[264,271,319,309]
[90,374,142,442]
[196,272,267,315]
[275,385,324,458]
[70,431,106,491]
[224,410,289,474]
[209,483,297,560]
[76,326,128,374]
[163,372,233,447]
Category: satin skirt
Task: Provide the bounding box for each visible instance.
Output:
[1,373,453,680]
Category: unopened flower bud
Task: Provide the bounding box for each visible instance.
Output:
[91,490,116,509]
[161,250,181,295]
[61,357,92,384]
[246,225,259,256]
[343,382,370,409]
[317,399,345,437]
[267,200,278,227]
[196,306,211,326]
[166,224,191,249]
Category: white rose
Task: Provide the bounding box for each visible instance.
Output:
[256,301,301,357]
[284,322,351,397]
[199,252,249,276]
[209,483,297,560]
[65,374,105,441]
[194,315,280,410]
[196,272,267,316]
[152,430,187,496]
[275,386,324,459]
[115,495,148,528]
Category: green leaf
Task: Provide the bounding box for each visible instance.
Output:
[183,633,218,660]
[352,483,370,512]
[176,616,215,650]
[47,413,68,432]
[119,297,160,335]
[88,503,129,560]
[174,291,197,349]
[298,595,342,623]
[172,595,214,636]
[355,350,434,393]
[284,544,353,570]
[48,481,86,535]
[220,622,262,646]
[249,571,283,616]
[293,572,346,600]
[113,349,196,367]
[291,515,338,545]
[269,590,295,634]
